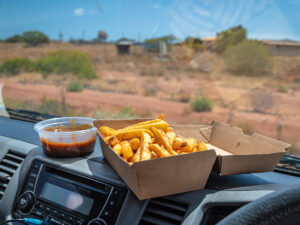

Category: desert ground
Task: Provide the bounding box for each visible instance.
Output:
[0,43,299,155]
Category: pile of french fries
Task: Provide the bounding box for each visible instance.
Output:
[99,114,208,164]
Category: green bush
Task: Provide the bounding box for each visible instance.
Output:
[277,85,288,93]
[6,34,23,43]
[183,37,205,51]
[36,50,96,79]
[225,40,273,76]
[67,80,83,92]
[216,26,246,54]
[93,106,139,119]
[190,97,213,112]
[0,58,34,76]
[22,31,50,46]
[38,97,74,116]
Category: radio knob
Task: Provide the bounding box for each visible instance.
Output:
[17,191,35,214]
[87,218,107,225]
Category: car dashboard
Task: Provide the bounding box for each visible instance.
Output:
[0,117,299,225]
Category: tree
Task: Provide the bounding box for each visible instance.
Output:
[184,37,205,51]
[6,34,23,43]
[22,31,50,46]
[225,40,273,76]
[145,35,176,45]
[216,25,246,54]
[97,30,108,42]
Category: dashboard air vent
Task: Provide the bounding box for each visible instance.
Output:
[139,197,188,225]
[0,150,26,200]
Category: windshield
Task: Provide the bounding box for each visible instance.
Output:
[0,0,299,158]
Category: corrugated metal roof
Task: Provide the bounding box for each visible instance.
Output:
[262,40,300,46]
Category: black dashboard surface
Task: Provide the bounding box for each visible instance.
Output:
[0,116,299,225]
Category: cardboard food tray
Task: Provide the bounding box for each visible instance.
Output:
[172,120,290,175]
[94,119,217,200]
[94,119,290,199]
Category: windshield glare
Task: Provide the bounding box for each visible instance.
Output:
[0,0,299,157]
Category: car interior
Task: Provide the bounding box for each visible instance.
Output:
[0,0,300,225]
[0,115,299,225]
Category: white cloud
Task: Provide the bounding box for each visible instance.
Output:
[74,8,84,16]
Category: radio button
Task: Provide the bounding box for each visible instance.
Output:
[49,217,64,225]
[25,180,35,189]
[52,209,59,217]
[32,209,43,217]
[37,203,45,210]
[58,212,66,218]
[32,162,41,170]
[74,218,83,225]
[29,172,38,179]
[66,215,73,222]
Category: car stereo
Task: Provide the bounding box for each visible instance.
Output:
[13,160,127,225]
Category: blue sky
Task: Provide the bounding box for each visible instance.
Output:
[0,0,299,42]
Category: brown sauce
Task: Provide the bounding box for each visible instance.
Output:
[44,120,92,132]
[41,120,96,157]
[41,136,96,157]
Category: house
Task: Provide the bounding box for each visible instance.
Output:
[262,40,300,56]
[202,36,216,50]
[116,39,134,55]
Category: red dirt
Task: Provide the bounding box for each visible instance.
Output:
[2,80,300,155]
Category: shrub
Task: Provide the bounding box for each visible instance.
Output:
[183,37,205,51]
[93,106,139,119]
[277,85,288,93]
[178,92,191,103]
[35,50,96,79]
[251,91,274,113]
[67,80,83,92]
[225,40,273,76]
[22,31,50,46]
[38,97,74,116]
[190,97,213,112]
[216,26,246,54]
[6,34,23,43]
[0,58,34,76]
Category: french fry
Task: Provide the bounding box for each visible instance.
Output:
[196,142,208,151]
[100,115,209,164]
[126,119,162,129]
[108,136,119,147]
[181,138,197,152]
[151,151,158,159]
[120,141,133,159]
[157,114,164,120]
[128,121,169,132]
[149,144,171,157]
[99,126,116,137]
[130,138,140,151]
[131,146,141,162]
[166,127,173,132]
[140,132,152,161]
[152,127,177,155]
[166,132,176,146]
[112,143,122,155]
[172,137,185,150]
[116,129,154,140]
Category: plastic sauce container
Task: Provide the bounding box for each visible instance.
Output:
[34,117,97,157]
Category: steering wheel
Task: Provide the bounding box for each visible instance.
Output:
[217,183,300,225]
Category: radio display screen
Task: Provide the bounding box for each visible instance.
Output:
[40,182,94,215]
